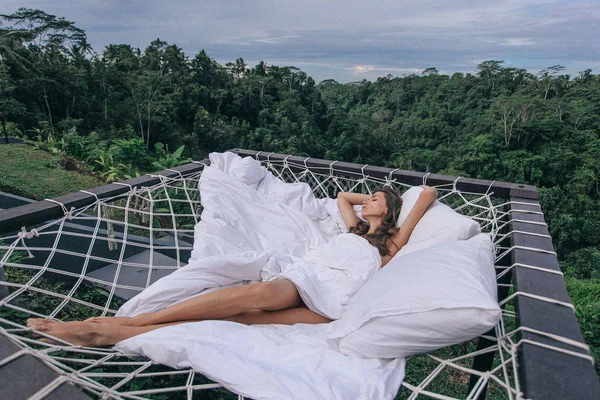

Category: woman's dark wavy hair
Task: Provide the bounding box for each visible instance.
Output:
[349,187,403,256]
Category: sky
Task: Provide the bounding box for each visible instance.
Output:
[3,0,599,83]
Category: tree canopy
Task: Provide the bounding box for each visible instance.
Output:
[1,8,599,283]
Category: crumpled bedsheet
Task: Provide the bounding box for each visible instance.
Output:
[113,152,406,400]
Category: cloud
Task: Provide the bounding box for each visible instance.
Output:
[502,38,537,46]
[2,0,599,82]
[350,65,375,75]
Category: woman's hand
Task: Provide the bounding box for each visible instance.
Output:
[391,185,438,252]
[337,191,364,230]
[418,185,438,201]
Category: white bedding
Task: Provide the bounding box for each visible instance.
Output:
[113,152,406,400]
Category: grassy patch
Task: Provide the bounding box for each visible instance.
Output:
[0,143,102,200]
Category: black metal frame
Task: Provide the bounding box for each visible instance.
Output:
[508,196,599,399]
[0,149,598,399]
[0,191,36,209]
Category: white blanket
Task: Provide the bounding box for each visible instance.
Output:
[114,152,406,400]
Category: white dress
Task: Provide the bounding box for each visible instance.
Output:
[261,233,382,320]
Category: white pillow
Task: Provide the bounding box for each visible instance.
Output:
[395,187,481,256]
[327,233,501,359]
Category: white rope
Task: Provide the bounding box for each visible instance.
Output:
[329,160,338,176]
[44,198,76,220]
[497,200,542,209]
[361,164,369,178]
[0,155,593,400]
[509,326,591,353]
[113,182,134,191]
[494,229,551,241]
[283,155,291,169]
[385,168,399,187]
[496,262,564,281]
[514,338,594,363]
[79,190,100,202]
[0,347,29,367]
[166,168,185,180]
[16,226,40,258]
[29,375,69,400]
[422,172,431,186]
[510,208,544,215]
[452,176,462,192]
[499,291,575,310]
[149,173,168,184]
[303,156,310,168]
[485,180,496,196]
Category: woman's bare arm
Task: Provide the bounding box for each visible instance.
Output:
[337,192,370,230]
[390,185,437,251]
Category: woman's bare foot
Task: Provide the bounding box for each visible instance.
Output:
[26,318,145,347]
[27,319,101,346]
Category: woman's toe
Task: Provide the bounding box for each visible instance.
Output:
[27,319,49,331]
[27,318,39,328]
[38,337,60,345]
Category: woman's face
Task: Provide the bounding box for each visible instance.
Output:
[361,191,388,219]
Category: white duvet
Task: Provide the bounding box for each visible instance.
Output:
[113,152,406,400]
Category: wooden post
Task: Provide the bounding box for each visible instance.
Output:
[1,115,8,144]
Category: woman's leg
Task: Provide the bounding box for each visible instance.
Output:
[26,306,330,347]
[27,318,189,347]
[93,279,301,326]
[226,306,332,325]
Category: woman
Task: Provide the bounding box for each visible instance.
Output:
[27,185,437,347]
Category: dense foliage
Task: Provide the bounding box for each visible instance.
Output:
[1,8,598,372]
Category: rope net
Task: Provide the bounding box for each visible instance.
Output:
[0,156,587,399]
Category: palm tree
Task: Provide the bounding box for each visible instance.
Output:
[0,29,32,71]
